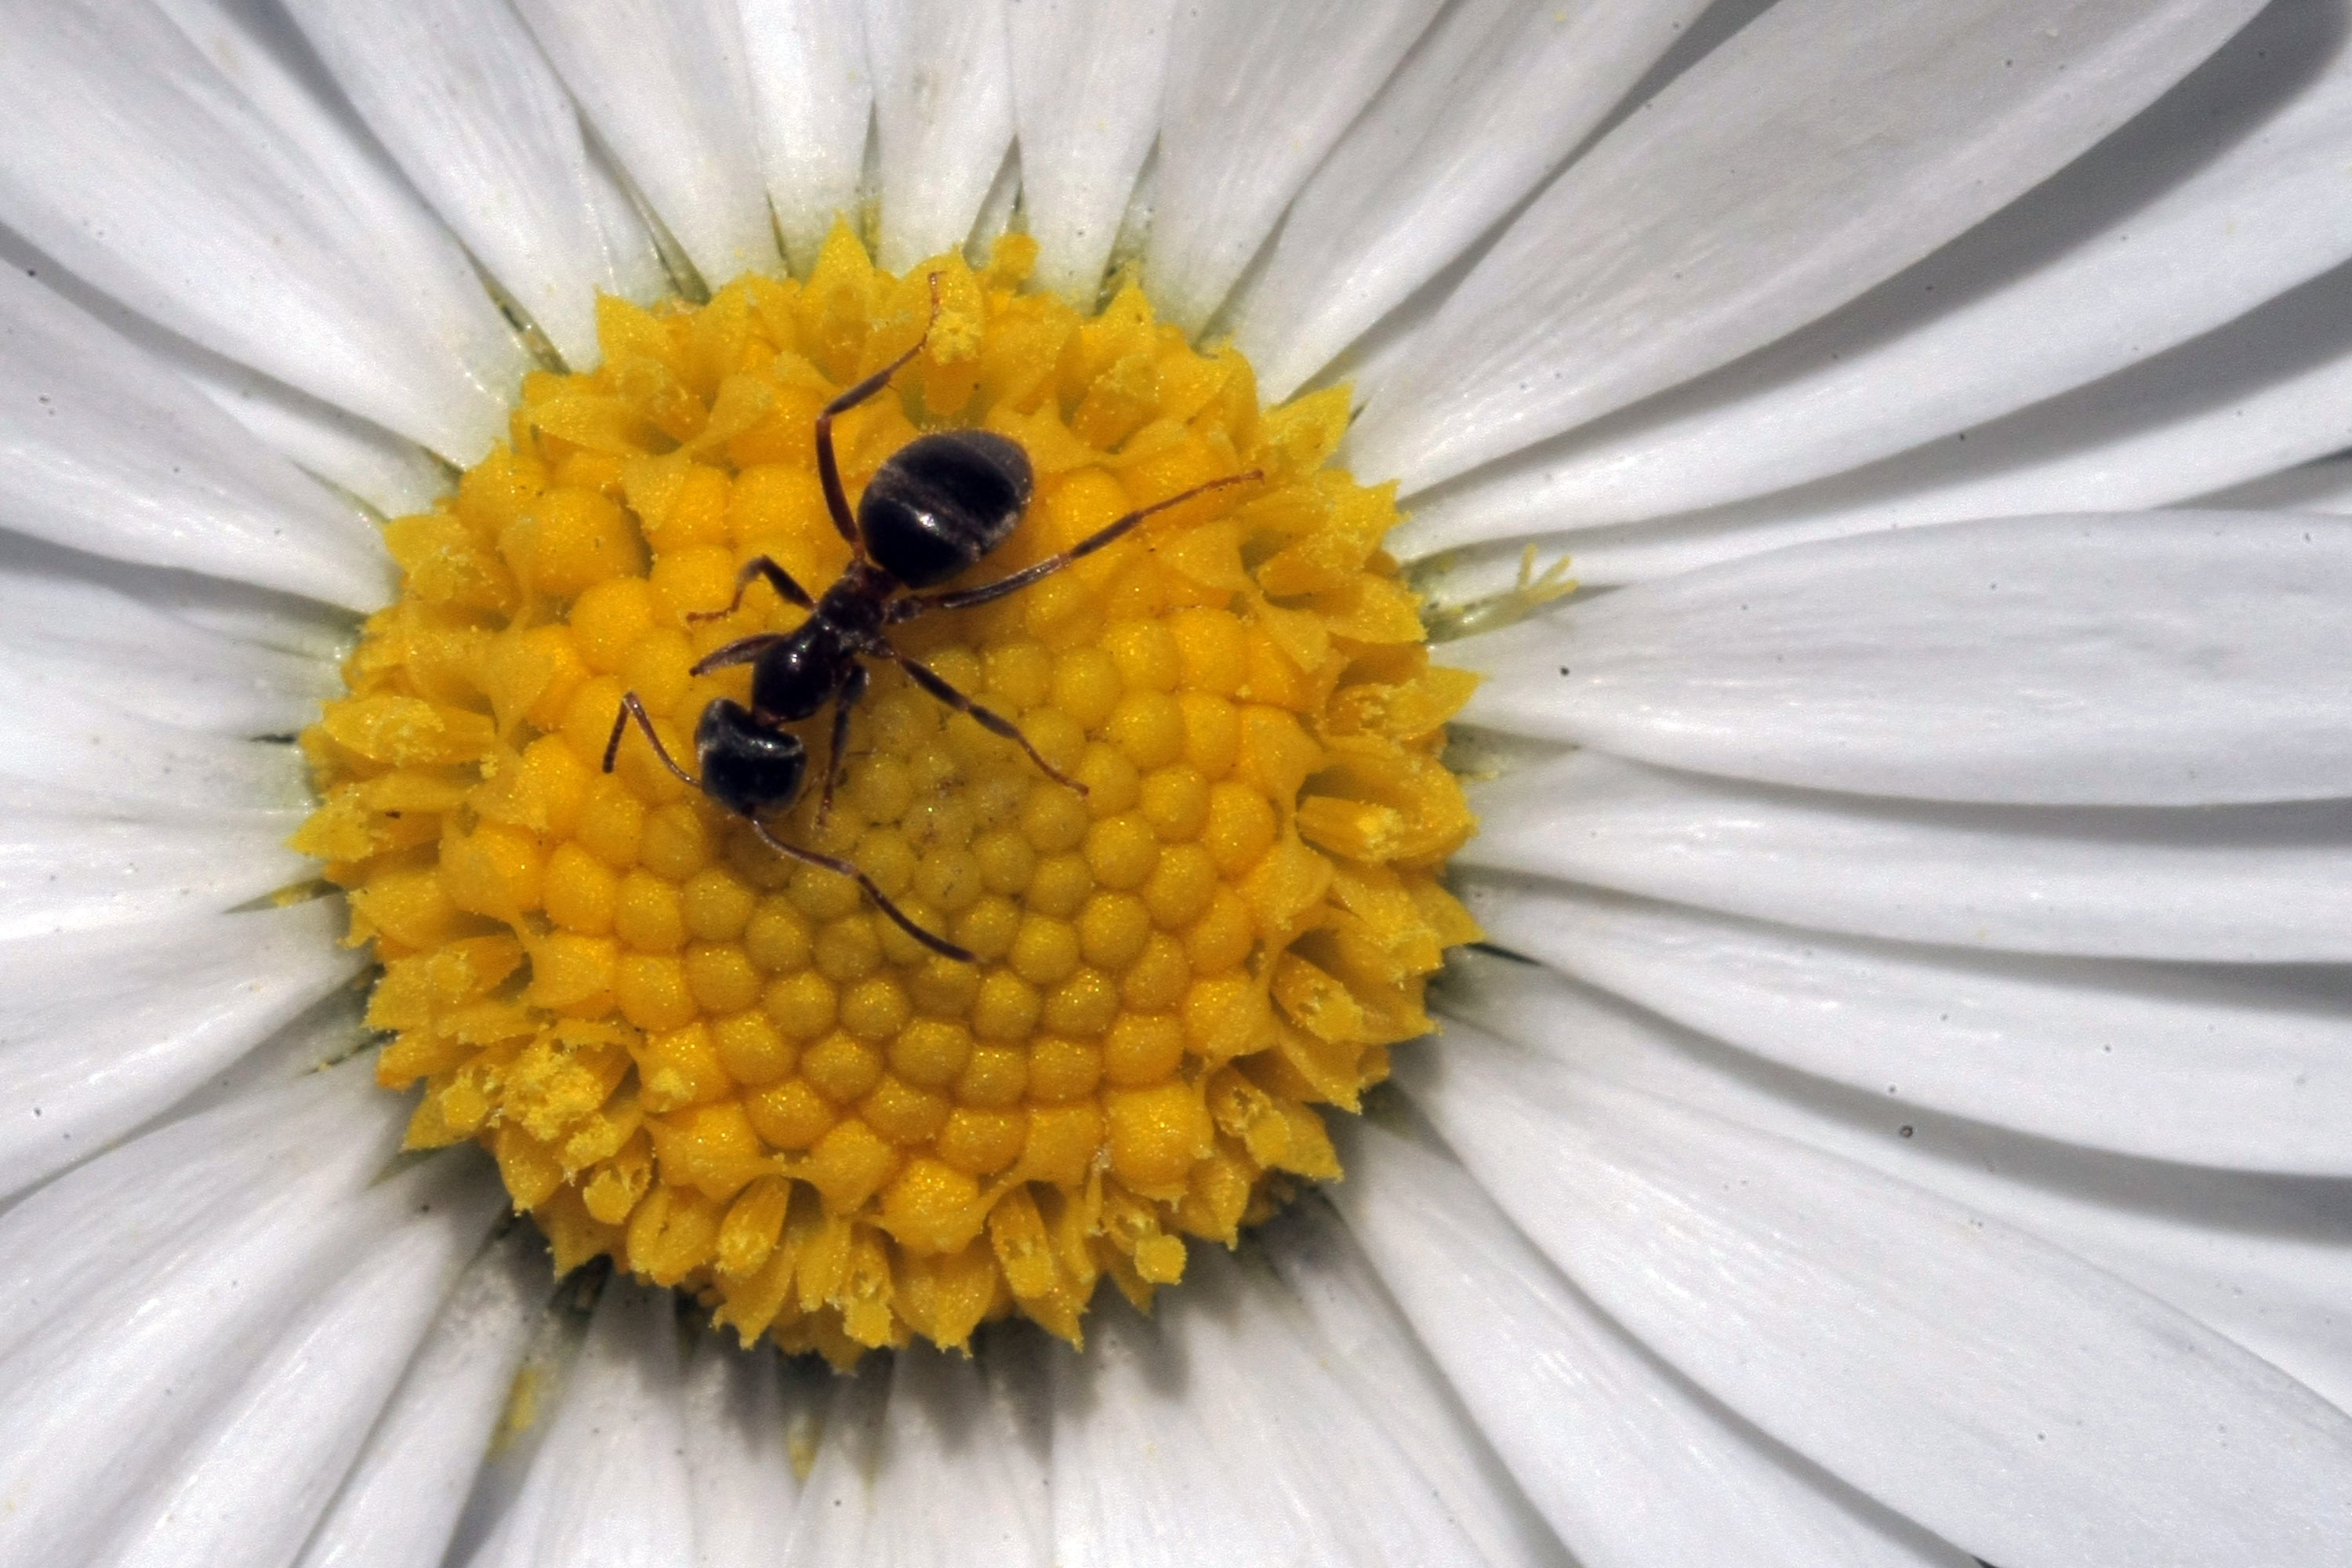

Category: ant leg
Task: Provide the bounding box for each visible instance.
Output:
[816,272,946,554]
[815,662,867,829]
[601,693,967,957]
[886,648,1086,794]
[689,633,787,677]
[688,556,815,625]
[602,693,702,787]
[887,470,1264,623]
[746,817,975,963]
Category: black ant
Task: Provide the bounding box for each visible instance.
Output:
[604,277,1259,963]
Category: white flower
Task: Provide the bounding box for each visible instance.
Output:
[0,0,2347,1565]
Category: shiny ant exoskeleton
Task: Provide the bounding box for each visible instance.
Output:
[604,278,1259,963]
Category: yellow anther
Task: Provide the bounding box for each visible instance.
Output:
[305,231,1476,1362]
[614,872,686,953]
[742,901,813,972]
[801,1033,884,1103]
[568,579,658,673]
[1050,648,1121,728]
[746,1079,832,1150]
[763,969,837,1040]
[684,942,762,1015]
[507,487,644,597]
[712,1011,793,1085]
[680,867,756,942]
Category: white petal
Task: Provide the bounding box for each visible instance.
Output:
[1261,1201,1579,1568]
[153,988,369,1133]
[1144,0,1444,334]
[1465,874,2352,1174]
[1396,3,2352,545]
[1334,1118,1967,1568]
[1109,146,1157,275]
[0,264,390,608]
[296,1232,551,1568]
[1555,256,2352,586]
[585,132,678,304]
[866,0,1017,273]
[1403,1018,2352,1566]
[1461,750,2352,961]
[433,1306,583,1568]
[0,1062,408,1565]
[739,0,873,274]
[150,0,532,412]
[0,664,307,811]
[0,539,343,735]
[966,143,1025,261]
[512,0,779,288]
[283,0,663,367]
[1051,1252,1486,1567]
[0,5,516,459]
[1350,0,2266,492]
[92,1159,505,1568]
[0,1056,400,1363]
[1443,951,2352,1419]
[111,565,353,666]
[1007,0,1173,303]
[837,1341,1054,1567]
[2,183,452,513]
[681,1338,809,1568]
[779,1363,886,1564]
[0,798,310,939]
[3,536,361,667]
[1190,1247,1506,1568]
[165,342,452,520]
[466,1279,696,1568]
[0,901,361,1200]
[1460,513,2352,806]
[2198,452,2352,513]
[1050,1296,1277,1567]
[1230,0,1703,399]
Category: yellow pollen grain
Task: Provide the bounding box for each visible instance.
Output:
[300,227,1482,1367]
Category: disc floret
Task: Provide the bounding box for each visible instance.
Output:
[300,228,1479,1363]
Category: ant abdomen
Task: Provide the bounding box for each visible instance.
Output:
[859,430,1033,588]
[750,627,854,723]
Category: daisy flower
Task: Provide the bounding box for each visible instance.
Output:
[1,0,2350,1564]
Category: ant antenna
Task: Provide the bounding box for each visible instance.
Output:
[602,694,976,963]
[814,272,947,557]
[888,468,1266,622]
[602,693,698,786]
[746,819,975,963]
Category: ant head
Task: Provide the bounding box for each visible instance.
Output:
[860,429,1035,588]
[693,699,808,818]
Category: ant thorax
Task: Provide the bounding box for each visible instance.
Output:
[811,559,898,633]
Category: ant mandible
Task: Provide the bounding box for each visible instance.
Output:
[604,275,1260,964]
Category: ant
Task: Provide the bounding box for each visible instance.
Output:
[604,276,1259,963]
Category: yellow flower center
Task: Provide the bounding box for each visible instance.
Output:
[299,227,1480,1365]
